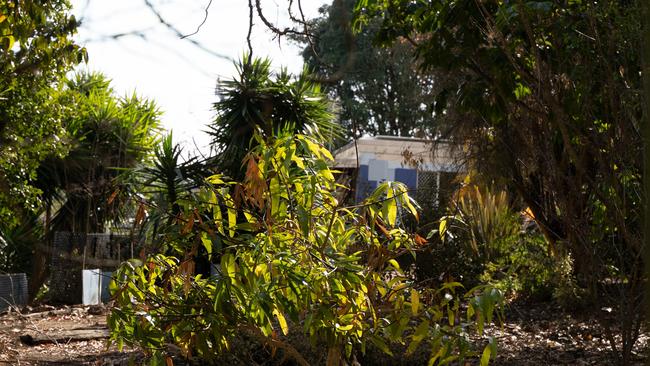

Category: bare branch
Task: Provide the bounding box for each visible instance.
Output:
[81,29,151,43]
[143,0,232,61]
[247,0,254,61]
[181,0,213,39]
[254,0,314,40]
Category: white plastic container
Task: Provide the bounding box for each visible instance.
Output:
[82,269,101,305]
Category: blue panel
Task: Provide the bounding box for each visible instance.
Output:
[356,165,380,202]
[395,168,417,190]
[359,164,369,180]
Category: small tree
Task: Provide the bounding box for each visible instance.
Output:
[35,72,162,234]
[0,0,85,228]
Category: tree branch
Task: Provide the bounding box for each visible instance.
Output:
[143,0,232,61]
[181,0,213,39]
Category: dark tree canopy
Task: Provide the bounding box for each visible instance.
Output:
[0,0,86,226]
[358,0,643,361]
[299,0,437,139]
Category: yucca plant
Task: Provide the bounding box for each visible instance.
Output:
[34,71,162,234]
[208,55,341,180]
[133,133,210,251]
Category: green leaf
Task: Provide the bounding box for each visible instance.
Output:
[406,319,429,354]
[480,343,492,366]
[221,253,235,279]
[369,335,393,356]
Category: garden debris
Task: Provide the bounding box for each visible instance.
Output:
[20,328,109,345]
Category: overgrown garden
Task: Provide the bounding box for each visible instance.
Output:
[0,0,648,365]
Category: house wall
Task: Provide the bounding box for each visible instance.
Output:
[334,137,460,172]
[333,137,463,203]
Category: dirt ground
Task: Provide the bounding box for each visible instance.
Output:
[0,302,647,365]
[0,305,142,366]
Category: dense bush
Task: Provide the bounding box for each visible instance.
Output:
[108,134,503,365]
[432,183,564,301]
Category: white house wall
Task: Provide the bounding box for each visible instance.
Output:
[333,136,463,202]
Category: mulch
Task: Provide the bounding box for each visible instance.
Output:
[0,301,646,365]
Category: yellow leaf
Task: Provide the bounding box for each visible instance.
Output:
[254,263,266,276]
[405,198,419,221]
[439,219,447,239]
[227,207,236,237]
[273,308,289,335]
[214,204,224,235]
[335,323,353,331]
[411,290,420,314]
[200,233,212,256]
[1,35,14,51]
[291,154,305,168]
[0,14,7,23]
[305,139,322,158]
[206,174,224,184]
[321,147,334,161]
[387,259,400,270]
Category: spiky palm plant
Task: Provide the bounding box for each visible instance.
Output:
[34,71,162,234]
[134,133,210,250]
[208,55,340,179]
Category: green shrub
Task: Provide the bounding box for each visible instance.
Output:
[435,183,564,301]
[108,134,503,365]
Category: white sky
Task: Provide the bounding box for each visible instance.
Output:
[70,0,326,154]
